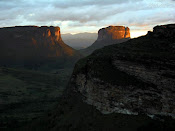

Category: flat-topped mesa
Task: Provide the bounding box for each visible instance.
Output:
[152,24,175,38]
[0,26,81,67]
[97,26,130,41]
[80,25,131,56]
[0,26,62,41]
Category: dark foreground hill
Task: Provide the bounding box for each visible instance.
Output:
[0,26,81,70]
[73,24,175,117]
[19,24,175,131]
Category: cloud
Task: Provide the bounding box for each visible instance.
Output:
[0,0,174,34]
[52,0,135,8]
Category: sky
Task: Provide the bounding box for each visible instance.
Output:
[0,0,174,38]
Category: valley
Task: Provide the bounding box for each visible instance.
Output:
[0,24,175,131]
[0,0,175,130]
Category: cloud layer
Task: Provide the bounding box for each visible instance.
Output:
[0,0,174,37]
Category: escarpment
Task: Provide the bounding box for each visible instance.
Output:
[0,26,81,68]
[80,26,130,56]
[97,26,130,40]
[70,24,175,118]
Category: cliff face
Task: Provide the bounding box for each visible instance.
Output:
[0,26,81,67]
[80,26,130,56]
[70,24,175,118]
[97,26,130,41]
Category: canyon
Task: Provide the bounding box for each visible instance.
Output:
[21,24,175,131]
[1,24,175,131]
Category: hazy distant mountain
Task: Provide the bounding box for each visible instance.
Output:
[62,32,98,49]
[0,26,81,69]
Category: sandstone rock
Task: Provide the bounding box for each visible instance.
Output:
[80,26,130,56]
[97,26,130,41]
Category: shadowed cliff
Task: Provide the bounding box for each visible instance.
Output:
[0,26,81,69]
[0,26,83,129]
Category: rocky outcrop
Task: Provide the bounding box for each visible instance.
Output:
[0,26,81,68]
[80,26,130,56]
[153,24,175,38]
[70,24,175,119]
[97,26,130,41]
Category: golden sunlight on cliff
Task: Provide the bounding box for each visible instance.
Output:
[105,26,130,39]
[47,29,51,37]
[32,38,37,45]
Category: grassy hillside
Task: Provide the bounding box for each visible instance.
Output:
[0,67,73,130]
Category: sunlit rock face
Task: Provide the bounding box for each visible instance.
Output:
[0,26,81,67]
[80,26,130,56]
[41,26,61,40]
[97,26,130,41]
